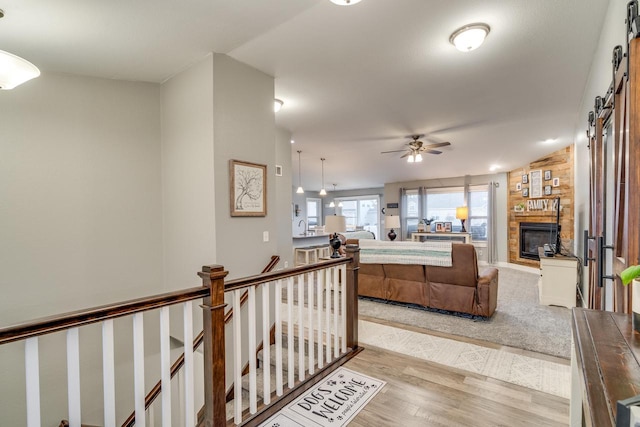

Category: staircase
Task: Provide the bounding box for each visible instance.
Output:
[1,245,362,427]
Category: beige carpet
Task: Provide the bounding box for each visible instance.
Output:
[358,266,572,359]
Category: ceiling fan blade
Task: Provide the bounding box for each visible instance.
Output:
[424,149,442,155]
[380,149,407,154]
[400,152,412,158]
[423,141,451,149]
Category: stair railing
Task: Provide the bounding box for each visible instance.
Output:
[0,246,360,426]
[120,256,281,427]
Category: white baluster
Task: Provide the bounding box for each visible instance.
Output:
[248,286,257,414]
[275,279,283,396]
[160,307,172,427]
[297,274,305,381]
[183,301,194,427]
[102,319,116,427]
[261,282,271,404]
[308,272,315,375]
[133,312,146,427]
[233,290,243,424]
[325,268,332,362]
[317,269,324,369]
[67,328,81,427]
[334,266,340,357]
[287,277,295,388]
[25,337,40,427]
[341,264,347,352]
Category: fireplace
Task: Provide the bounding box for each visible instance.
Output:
[519,222,560,260]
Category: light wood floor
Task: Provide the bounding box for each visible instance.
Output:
[345,323,570,427]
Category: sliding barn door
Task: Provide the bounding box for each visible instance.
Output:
[587,34,640,311]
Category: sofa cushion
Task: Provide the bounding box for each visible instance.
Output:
[425,244,478,288]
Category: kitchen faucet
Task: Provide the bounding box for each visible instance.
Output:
[298,219,307,232]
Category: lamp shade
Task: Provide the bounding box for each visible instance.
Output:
[456,206,468,220]
[384,215,400,229]
[325,215,347,234]
[0,50,40,90]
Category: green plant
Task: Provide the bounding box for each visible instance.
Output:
[621,265,640,285]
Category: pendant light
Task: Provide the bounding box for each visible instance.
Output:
[319,158,327,196]
[296,150,304,194]
[329,184,336,207]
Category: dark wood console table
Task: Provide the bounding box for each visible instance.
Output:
[572,308,640,426]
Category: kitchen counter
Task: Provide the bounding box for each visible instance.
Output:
[292,233,332,248]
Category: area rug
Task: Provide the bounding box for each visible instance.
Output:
[258,367,385,427]
[358,266,572,359]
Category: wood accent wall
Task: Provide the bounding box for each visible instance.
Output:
[508,145,575,267]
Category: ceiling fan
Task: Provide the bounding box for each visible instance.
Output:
[380,135,451,163]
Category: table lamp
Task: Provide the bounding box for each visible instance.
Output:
[456,206,468,233]
[385,215,401,241]
[325,215,347,258]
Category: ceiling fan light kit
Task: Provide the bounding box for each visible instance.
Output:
[382,134,451,162]
[449,23,490,52]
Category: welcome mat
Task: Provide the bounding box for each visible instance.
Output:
[259,367,386,427]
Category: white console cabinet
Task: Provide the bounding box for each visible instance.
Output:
[539,253,578,308]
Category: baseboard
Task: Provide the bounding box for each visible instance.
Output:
[478,261,539,275]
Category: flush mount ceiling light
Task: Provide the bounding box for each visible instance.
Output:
[449,23,490,52]
[330,0,362,5]
[274,98,284,112]
[0,11,40,90]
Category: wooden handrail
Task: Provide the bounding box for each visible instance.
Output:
[0,286,208,345]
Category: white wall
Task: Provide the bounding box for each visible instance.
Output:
[0,71,163,425]
[161,54,217,291]
[574,0,627,305]
[276,128,294,268]
[212,54,279,278]
[0,72,163,323]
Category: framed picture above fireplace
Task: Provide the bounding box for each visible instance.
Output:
[529,170,543,198]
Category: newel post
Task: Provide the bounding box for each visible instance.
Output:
[198,265,229,427]
[344,244,360,349]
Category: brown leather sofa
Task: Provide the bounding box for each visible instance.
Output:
[352,241,499,317]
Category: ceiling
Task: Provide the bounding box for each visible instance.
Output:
[1,0,609,191]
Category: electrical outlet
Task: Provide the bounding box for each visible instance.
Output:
[284,261,289,268]
[478,249,483,256]
[263,231,269,242]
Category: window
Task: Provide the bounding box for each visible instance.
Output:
[306,198,321,227]
[400,184,489,240]
[425,187,464,231]
[468,185,488,241]
[334,195,380,237]
[403,189,420,238]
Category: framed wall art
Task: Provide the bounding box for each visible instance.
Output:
[544,185,552,196]
[230,159,267,217]
[552,177,560,187]
[544,170,552,181]
[522,187,529,197]
[516,182,522,191]
[522,174,529,184]
[529,169,543,198]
